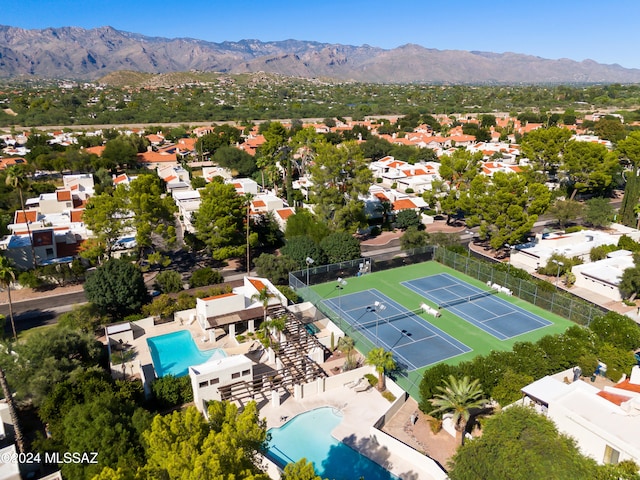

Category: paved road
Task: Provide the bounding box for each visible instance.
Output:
[0,291,87,333]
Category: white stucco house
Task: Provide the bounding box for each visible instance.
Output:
[520,366,640,466]
[572,250,635,302]
[189,354,254,412]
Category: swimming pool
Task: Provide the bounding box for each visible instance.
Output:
[266,407,399,480]
[147,330,226,377]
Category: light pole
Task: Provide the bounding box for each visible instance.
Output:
[305,257,314,286]
[337,277,347,311]
[505,243,516,277]
[373,301,386,346]
[551,259,564,288]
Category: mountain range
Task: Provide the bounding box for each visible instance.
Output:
[1,25,640,84]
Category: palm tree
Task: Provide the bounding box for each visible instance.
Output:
[0,367,25,453]
[243,193,254,274]
[0,256,17,340]
[261,314,286,347]
[366,347,396,392]
[6,165,37,269]
[337,336,356,370]
[429,375,487,445]
[251,286,273,325]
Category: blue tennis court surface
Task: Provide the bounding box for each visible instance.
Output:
[322,289,470,371]
[402,273,552,340]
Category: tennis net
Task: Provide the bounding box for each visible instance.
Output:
[438,289,498,309]
[353,307,424,330]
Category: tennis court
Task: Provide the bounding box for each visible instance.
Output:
[402,273,552,340]
[322,289,471,371]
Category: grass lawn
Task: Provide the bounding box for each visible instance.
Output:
[307,261,575,398]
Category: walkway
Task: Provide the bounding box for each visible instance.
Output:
[259,385,445,480]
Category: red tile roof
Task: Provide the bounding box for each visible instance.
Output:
[57,190,72,202]
[253,200,266,208]
[202,292,236,301]
[137,151,178,163]
[85,145,105,156]
[374,192,389,201]
[70,210,84,223]
[393,199,416,211]
[614,379,640,394]
[249,278,266,291]
[597,390,632,406]
[14,210,37,224]
[276,208,295,220]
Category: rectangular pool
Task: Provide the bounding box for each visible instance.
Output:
[147,330,226,377]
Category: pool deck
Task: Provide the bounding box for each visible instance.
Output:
[114,317,445,479]
[260,385,443,480]
[107,317,255,379]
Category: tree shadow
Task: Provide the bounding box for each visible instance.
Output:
[321,433,419,480]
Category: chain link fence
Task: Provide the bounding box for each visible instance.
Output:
[433,247,606,326]
[289,244,606,397]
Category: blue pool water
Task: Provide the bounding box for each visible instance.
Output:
[266,407,399,480]
[147,330,226,377]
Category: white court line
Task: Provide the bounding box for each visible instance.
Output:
[341,288,471,368]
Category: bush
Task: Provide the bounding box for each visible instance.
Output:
[405,188,414,194]
[151,375,193,409]
[154,270,184,293]
[189,267,224,288]
[395,209,422,231]
[564,225,584,233]
[18,270,43,289]
[429,417,443,434]
[381,390,396,402]
[276,285,299,303]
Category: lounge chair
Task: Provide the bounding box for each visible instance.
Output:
[354,381,370,392]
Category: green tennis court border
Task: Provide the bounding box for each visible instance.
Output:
[303,261,575,399]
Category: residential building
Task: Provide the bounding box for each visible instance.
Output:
[521,366,640,466]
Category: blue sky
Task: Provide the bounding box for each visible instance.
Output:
[5,0,640,69]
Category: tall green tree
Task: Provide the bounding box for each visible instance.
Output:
[464,172,549,249]
[193,178,245,260]
[437,149,483,224]
[141,402,269,480]
[83,192,131,259]
[253,253,299,286]
[3,327,103,406]
[0,368,25,453]
[617,132,640,227]
[282,459,322,480]
[101,135,139,168]
[123,175,177,253]
[400,226,428,250]
[84,258,149,317]
[366,347,396,392]
[584,197,614,228]
[449,406,600,480]
[0,256,17,339]
[309,140,372,232]
[256,121,289,190]
[548,199,585,229]
[284,210,331,243]
[319,231,361,264]
[429,375,487,445]
[562,140,619,199]
[280,236,327,269]
[520,126,572,175]
[5,165,37,268]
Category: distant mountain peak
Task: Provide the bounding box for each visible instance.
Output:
[0,25,638,84]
